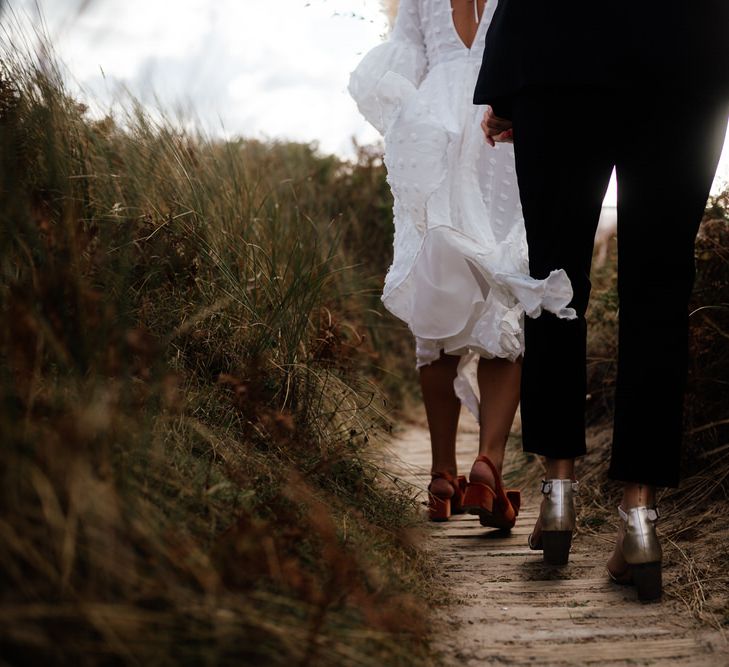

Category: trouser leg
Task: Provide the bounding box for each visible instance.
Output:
[609,96,729,488]
[511,88,614,458]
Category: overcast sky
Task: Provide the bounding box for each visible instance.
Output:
[10,0,387,154]
[6,0,729,198]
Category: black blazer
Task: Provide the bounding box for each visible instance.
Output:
[474,0,729,117]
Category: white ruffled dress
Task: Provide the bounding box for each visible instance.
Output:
[349,0,575,417]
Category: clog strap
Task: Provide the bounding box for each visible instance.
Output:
[429,470,458,494]
[474,454,505,495]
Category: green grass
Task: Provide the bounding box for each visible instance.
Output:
[0,46,430,666]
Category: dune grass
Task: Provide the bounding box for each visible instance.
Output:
[0,47,433,666]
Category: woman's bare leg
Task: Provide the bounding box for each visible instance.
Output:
[470,357,522,486]
[420,351,461,496]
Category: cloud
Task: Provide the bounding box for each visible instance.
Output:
[15,0,387,154]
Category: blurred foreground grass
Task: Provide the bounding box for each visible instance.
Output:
[0,50,431,666]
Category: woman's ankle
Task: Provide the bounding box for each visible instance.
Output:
[431,463,458,477]
[478,449,504,472]
[544,457,576,480]
[621,483,656,509]
[469,451,503,487]
[469,459,496,487]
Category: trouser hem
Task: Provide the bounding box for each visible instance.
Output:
[522,443,587,459]
[607,464,680,490]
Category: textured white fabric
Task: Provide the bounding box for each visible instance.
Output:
[349,0,576,418]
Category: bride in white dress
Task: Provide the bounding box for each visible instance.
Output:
[349,0,575,524]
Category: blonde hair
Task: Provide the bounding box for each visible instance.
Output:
[382,0,399,26]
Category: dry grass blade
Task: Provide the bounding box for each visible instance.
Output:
[0,30,430,666]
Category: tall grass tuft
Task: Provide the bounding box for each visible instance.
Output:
[0,44,431,665]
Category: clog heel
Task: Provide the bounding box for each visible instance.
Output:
[427,472,466,522]
[462,455,520,530]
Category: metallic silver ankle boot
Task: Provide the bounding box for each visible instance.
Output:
[608,506,662,602]
[528,479,579,565]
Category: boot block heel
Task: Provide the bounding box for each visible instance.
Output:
[428,494,451,522]
[632,562,662,602]
[542,530,573,566]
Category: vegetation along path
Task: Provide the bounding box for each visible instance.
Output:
[386,409,729,666]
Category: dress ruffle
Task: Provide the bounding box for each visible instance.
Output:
[348,40,427,135]
[394,226,576,360]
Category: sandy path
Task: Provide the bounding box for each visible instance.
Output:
[385,409,728,666]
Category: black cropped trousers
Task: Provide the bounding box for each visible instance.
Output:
[510,86,728,488]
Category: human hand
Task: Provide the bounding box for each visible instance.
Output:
[481,107,513,147]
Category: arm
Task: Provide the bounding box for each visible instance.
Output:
[388,0,428,85]
[348,0,428,134]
